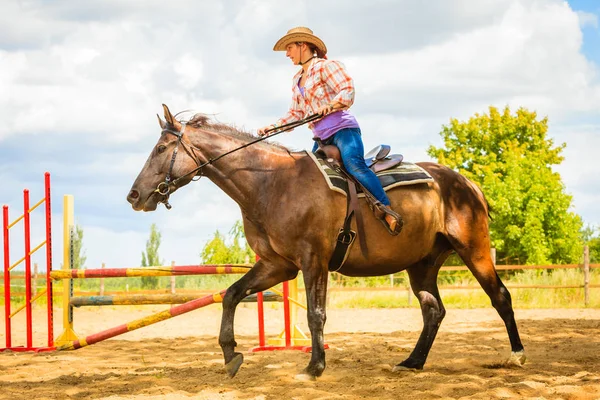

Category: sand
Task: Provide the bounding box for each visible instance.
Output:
[1,305,599,399]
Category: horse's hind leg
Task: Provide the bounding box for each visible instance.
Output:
[219,258,298,377]
[450,236,525,366]
[395,255,449,371]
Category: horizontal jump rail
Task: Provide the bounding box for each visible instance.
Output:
[6,263,597,281]
[440,263,600,271]
[50,264,252,280]
[58,290,227,350]
[70,291,282,307]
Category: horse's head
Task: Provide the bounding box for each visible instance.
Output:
[127,104,201,211]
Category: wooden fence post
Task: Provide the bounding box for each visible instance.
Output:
[100,263,105,296]
[584,246,590,307]
[491,248,496,266]
[170,261,176,294]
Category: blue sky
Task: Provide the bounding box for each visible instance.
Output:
[1,0,599,271]
[571,0,600,64]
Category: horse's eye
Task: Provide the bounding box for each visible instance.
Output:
[157,145,167,154]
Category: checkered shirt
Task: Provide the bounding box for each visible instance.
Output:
[275,59,355,130]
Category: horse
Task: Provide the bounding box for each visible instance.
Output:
[127,104,525,380]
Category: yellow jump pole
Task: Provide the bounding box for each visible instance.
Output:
[54,195,80,346]
[69,292,281,307]
[58,291,225,350]
[267,276,311,347]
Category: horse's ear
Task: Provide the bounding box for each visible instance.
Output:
[162,104,175,125]
[157,114,166,129]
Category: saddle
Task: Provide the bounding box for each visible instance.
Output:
[315,144,404,174]
[314,143,404,272]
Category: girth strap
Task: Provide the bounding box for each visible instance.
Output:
[347,177,368,257]
[328,196,356,272]
[325,158,369,272]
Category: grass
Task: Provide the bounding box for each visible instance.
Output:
[1,268,599,309]
[327,268,600,309]
[326,286,600,309]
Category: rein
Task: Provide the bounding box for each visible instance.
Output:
[155,113,322,209]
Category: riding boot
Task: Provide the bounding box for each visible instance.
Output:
[371,201,403,236]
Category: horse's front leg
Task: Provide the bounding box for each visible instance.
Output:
[219,258,297,377]
[297,260,329,380]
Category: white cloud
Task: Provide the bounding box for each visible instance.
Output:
[576,10,599,28]
[348,0,599,122]
[174,53,204,88]
[1,0,599,271]
[554,123,600,185]
[83,226,148,268]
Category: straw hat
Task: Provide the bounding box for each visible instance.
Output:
[273,27,327,58]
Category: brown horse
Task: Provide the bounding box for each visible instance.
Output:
[127,105,525,380]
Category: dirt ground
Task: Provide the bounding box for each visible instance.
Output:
[1,305,599,399]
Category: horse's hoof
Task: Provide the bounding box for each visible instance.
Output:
[295,372,317,381]
[295,364,323,381]
[505,350,526,368]
[392,364,419,372]
[225,353,244,377]
[392,358,423,372]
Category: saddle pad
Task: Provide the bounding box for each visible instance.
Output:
[307,151,434,197]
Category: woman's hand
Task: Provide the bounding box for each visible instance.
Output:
[316,103,335,117]
[316,101,344,117]
[257,124,276,137]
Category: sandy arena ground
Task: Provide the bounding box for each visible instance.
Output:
[1,305,599,399]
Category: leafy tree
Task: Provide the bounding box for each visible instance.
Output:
[200,231,231,264]
[141,223,163,289]
[589,237,600,264]
[428,106,583,265]
[582,225,600,263]
[200,221,255,264]
[228,220,255,263]
[71,224,87,270]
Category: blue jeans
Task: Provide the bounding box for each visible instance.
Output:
[312,128,391,206]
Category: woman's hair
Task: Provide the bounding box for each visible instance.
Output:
[296,42,326,59]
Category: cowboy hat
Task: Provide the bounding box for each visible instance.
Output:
[273,27,327,58]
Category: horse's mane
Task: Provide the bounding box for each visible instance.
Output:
[182,113,289,151]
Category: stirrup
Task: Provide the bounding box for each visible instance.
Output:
[371,202,403,236]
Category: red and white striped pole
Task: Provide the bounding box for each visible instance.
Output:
[256,291,265,347]
[282,281,291,347]
[23,189,33,348]
[1,173,55,352]
[44,172,54,348]
[255,255,266,347]
[3,205,11,348]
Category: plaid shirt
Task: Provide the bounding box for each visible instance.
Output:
[275,59,355,130]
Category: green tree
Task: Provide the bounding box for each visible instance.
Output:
[200,230,230,264]
[589,237,600,264]
[200,221,255,264]
[228,220,255,263]
[141,223,163,289]
[71,224,87,269]
[582,225,600,263]
[427,106,583,265]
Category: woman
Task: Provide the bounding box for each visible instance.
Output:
[258,27,402,236]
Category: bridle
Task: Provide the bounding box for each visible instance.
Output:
[154,113,322,209]
[154,122,201,209]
